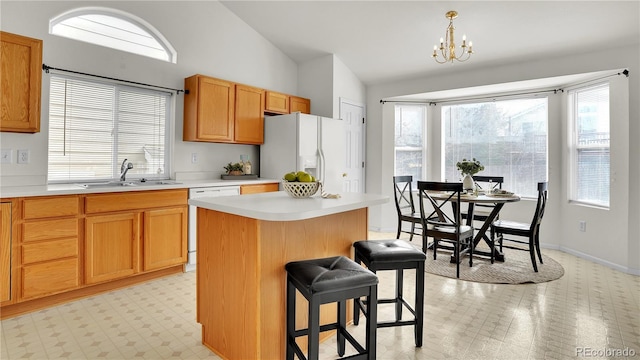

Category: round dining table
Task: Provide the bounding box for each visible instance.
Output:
[427,191,521,262]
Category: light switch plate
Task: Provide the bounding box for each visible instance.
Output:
[1,149,12,164]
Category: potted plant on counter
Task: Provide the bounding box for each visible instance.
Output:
[224,162,244,176]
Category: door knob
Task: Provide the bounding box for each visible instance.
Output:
[342,173,347,177]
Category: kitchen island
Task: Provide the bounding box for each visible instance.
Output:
[189,191,388,360]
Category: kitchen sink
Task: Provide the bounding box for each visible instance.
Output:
[76,180,181,188]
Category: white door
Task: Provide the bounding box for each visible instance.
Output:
[340,99,365,193]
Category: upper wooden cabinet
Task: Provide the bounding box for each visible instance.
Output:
[265,91,289,114]
[235,84,265,144]
[183,75,235,142]
[183,75,265,144]
[290,96,311,114]
[265,91,311,115]
[0,31,42,133]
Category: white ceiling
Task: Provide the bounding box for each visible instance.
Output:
[220,0,639,90]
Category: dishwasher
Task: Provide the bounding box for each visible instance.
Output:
[186,186,241,272]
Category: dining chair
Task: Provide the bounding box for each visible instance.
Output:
[393,176,422,241]
[417,181,474,278]
[490,182,548,272]
[462,175,504,223]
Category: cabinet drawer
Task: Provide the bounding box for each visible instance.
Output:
[240,183,279,194]
[22,218,78,242]
[21,258,78,299]
[22,238,78,265]
[22,196,79,219]
[85,189,187,214]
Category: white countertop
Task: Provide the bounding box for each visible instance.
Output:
[189,191,389,221]
[0,178,280,198]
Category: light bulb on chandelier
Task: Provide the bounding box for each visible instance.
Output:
[432,10,473,64]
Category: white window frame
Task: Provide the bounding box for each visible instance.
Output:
[394,103,428,183]
[567,81,610,209]
[49,6,177,63]
[47,74,173,183]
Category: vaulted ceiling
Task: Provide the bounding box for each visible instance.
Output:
[221,1,639,86]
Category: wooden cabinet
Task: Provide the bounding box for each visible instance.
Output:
[265,91,290,114]
[183,75,235,142]
[240,182,279,195]
[234,84,265,144]
[18,196,80,300]
[0,31,42,133]
[265,91,311,115]
[143,207,187,271]
[184,74,265,144]
[84,189,187,284]
[290,96,311,114]
[1,202,11,303]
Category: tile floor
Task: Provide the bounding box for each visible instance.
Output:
[1,232,639,360]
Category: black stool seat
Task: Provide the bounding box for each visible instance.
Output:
[354,239,427,263]
[286,256,378,295]
[353,239,426,347]
[286,256,378,360]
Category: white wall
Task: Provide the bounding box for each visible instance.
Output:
[332,55,366,119]
[0,0,298,185]
[366,44,639,274]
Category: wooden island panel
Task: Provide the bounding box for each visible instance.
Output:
[196,207,368,360]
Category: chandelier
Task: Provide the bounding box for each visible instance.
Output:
[432,10,473,64]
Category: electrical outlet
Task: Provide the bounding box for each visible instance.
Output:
[17,149,29,164]
[1,149,12,164]
[191,153,198,164]
[579,221,586,232]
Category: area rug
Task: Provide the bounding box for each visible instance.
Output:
[424,248,564,284]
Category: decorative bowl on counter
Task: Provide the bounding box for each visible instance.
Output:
[282,181,319,198]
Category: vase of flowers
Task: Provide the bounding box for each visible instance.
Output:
[456,158,484,191]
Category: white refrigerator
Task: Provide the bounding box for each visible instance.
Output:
[260,113,345,194]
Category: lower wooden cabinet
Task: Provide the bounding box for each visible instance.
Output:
[85,212,140,284]
[1,202,12,303]
[21,258,78,299]
[143,207,187,271]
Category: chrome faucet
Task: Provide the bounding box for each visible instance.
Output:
[120,159,133,181]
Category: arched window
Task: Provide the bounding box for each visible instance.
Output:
[49,7,177,63]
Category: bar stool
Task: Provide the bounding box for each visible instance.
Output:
[285,256,379,360]
[353,239,426,347]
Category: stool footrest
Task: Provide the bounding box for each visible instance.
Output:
[378,320,417,328]
[289,322,367,359]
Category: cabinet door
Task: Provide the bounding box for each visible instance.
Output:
[184,75,235,142]
[265,91,289,114]
[290,96,311,114]
[235,84,265,144]
[1,203,11,302]
[143,207,187,271]
[85,213,140,284]
[0,31,42,133]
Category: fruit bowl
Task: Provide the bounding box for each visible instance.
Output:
[282,181,319,198]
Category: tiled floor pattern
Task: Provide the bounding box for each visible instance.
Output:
[1,232,639,359]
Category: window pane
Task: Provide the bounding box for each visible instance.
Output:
[48,76,170,182]
[395,105,425,184]
[443,98,548,197]
[572,83,609,206]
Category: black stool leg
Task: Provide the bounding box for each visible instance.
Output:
[353,254,362,326]
[395,269,404,321]
[286,276,296,360]
[337,299,346,356]
[415,262,425,347]
[308,297,320,360]
[366,284,378,359]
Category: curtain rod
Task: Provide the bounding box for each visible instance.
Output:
[42,64,185,94]
[380,69,629,106]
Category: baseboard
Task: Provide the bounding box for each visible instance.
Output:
[555,246,640,275]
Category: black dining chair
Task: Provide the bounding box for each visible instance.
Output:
[490,182,548,272]
[462,175,504,223]
[417,181,474,278]
[393,176,422,241]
